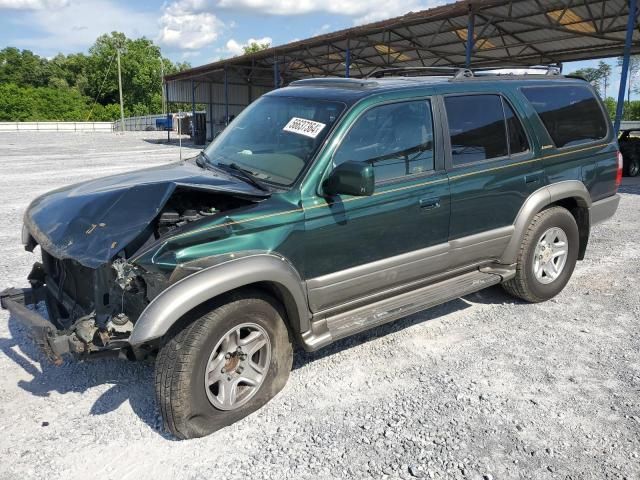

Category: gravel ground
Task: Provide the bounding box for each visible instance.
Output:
[0,132,639,480]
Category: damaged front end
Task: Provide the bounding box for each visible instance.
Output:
[1,160,268,364]
[2,239,162,364]
[0,258,140,364]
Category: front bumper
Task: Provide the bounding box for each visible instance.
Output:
[0,287,73,364]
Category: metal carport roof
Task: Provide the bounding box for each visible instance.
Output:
[164,0,640,140]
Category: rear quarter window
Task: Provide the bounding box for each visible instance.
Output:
[521,85,608,148]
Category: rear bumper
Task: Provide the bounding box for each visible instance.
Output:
[590,194,620,226]
[0,287,72,364]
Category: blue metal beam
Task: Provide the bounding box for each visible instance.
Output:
[465,8,475,68]
[614,0,637,133]
[165,82,170,142]
[164,82,169,112]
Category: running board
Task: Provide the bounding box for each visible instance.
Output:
[300,270,502,350]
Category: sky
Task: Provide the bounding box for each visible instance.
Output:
[0,0,630,99]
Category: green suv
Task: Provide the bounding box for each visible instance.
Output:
[1,69,622,439]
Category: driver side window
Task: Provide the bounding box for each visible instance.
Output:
[333,100,434,183]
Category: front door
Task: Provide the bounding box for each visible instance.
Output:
[302,98,450,312]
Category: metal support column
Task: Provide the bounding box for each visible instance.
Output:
[345,39,351,78]
[248,59,254,103]
[191,80,196,138]
[208,82,213,141]
[615,0,637,133]
[465,7,475,68]
[165,82,170,142]
[273,56,280,88]
[224,66,229,126]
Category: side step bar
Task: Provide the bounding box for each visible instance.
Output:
[301,270,502,350]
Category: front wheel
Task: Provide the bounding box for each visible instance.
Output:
[155,290,293,439]
[502,206,579,303]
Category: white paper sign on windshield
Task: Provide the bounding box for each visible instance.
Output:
[283,117,326,139]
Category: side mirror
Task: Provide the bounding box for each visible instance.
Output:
[323,161,375,197]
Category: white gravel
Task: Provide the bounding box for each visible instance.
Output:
[0,132,639,480]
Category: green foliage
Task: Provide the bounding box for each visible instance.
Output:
[571,62,612,97]
[616,55,640,102]
[603,97,616,119]
[0,33,191,122]
[0,83,94,121]
[600,97,640,122]
[242,41,270,55]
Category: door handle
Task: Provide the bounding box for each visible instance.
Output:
[525,173,542,184]
[419,197,441,210]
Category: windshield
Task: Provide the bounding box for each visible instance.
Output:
[203,95,346,186]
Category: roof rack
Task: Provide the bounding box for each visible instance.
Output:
[470,65,562,76]
[366,67,472,79]
[366,65,562,80]
[289,77,379,88]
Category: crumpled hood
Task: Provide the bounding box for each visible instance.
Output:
[24,160,268,268]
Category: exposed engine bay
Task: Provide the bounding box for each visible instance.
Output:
[16,187,255,363]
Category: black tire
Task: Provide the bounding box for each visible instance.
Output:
[502,206,579,303]
[626,155,640,177]
[155,289,293,439]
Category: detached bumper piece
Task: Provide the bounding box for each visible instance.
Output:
[0,287,73,364]
[1,286,129,364]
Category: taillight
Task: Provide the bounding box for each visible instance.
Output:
[615,151,624,190]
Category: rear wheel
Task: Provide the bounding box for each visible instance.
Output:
[626,155,640,177]
[502,206,579,303]
[155,290,293,439]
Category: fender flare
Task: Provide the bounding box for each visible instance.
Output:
[128,253,310,346]
[500,180,592,264]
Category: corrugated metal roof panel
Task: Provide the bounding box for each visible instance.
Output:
[166,0,640,104]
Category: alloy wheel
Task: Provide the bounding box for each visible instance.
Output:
[204,323,271,410]
[532,227,568,285]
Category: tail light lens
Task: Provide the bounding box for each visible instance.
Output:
[615,151,624,190]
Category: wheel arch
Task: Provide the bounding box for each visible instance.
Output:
[501,180,592,264]
[128,253,310,348]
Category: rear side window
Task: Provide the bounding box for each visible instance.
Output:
[445,94,517,165]
[521,85,608,148]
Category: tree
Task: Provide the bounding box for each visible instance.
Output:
[598,61,612,98]
[616,55,640,103]
[86,32,190,117]
[571,61,612,98]
[243,41,271,55]
[0,34,190,121]
[0,47,50,87]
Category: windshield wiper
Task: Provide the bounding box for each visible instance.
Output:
[196,151,210,168]
[216,162,269,192]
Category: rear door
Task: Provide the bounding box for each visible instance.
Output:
[443,92,541,268]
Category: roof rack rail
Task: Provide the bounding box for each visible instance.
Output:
[289,77,379,88]
[367,64,562,80]
[469,65,562,76]
[366,67,471,79]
